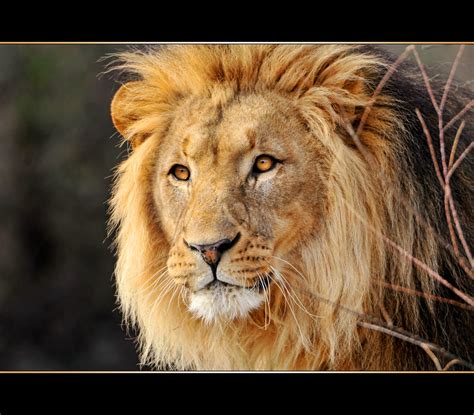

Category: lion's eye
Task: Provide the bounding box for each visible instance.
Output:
[252,155,277,174]
[170,164,191,181]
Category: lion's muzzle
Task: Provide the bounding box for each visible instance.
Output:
[185,232,241,275]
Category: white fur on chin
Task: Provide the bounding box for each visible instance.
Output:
[188,284,263,324]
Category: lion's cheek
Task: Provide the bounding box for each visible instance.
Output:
[154,188,187,243]
[272,205,317,254]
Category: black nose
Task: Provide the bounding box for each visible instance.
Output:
[186,233,241,269]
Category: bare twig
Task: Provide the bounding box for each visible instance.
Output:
[439,46,465,181]
[344,109,464,272]
[293,283,474,369]
[340,93,463,272]
[444,99,474,132]
[379,302,394,327]
[415,109,444,188]
[412,48,440,115]
[446,141,473,181]
[447,193,473,268]
[356,45,415,136]
[445,142,473,268]
[332,47,474,369]
[376,281,474,311]
[278,254,474,369]
[444,189,463,272]
[414,49,473,272]
[448,120,465,169]
[420,343,443,370]
[439,45,465,113]
[382,228,473,306]
[342,198,474,306]
[357,321,473,370]
[341,109,374,160]
[439,236,473,278]
[443,359,462,371]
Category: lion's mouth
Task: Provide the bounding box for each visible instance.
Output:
[197,275,272,293]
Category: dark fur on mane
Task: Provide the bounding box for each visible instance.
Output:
[362,46,473,369]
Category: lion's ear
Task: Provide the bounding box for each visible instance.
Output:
[111,81,147,149]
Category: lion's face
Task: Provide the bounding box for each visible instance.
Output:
[153,91,327,323]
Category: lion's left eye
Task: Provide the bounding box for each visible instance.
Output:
[169,164,191,181]
[252,155,278,174]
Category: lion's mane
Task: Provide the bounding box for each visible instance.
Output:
[108,45,473,370]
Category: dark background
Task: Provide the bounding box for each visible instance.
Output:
[0,45,471,370]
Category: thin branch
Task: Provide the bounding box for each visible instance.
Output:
[376,281,474,311]
[334,46,474,370]
[445,141,473,267]
[341,110,373,158]
[420,343,443,370]
[444,139,474,269]
[415,109,444,188]
[356,45,415,136]
[382,227,473,306]
[444,99,474,132]
[416,106,473,272]
[412,48,440,115]
[337,61,462,268]
[443,359,462,371]
[342,198,474,306]
[347,107,472,279]
[456,256,474,280]
[379,302,394,327]
[444,189,463,273]
[412,49,472,276]
[448,120,465,169]
[295,284,474,369]
[446,141,473,181]
[439,118,448,178]
[358,321,461,370]
[439,234,473,278]
[347,111,469,275]
[360,319,473,369]
[448,193,474,267]
[439,45,465,113]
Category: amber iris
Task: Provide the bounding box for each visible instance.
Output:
[171,164,190,181]
[253,155,275,173]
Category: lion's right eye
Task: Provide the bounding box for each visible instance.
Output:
[252,154,279,175]
[169,164,191,181]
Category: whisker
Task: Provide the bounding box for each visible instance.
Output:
[167,284,182,311]
[133,267,171,295]
[147,278,176,317]
[268,259,322,321]
[128,256,170,282]
[140,270,173,297]
[268,266,310,348]
[261,272,272,328]
[255,272,271,330]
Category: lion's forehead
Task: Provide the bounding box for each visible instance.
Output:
[166,92,297,163]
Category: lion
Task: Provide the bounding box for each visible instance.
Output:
[107,45,473,370]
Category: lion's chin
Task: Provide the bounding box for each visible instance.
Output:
[188,282,264,324]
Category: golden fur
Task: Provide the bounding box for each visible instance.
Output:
[107,45,465,370]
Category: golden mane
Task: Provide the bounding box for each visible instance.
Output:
[108,45,453,370]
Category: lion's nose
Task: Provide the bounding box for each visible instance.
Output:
[186,233,241,269]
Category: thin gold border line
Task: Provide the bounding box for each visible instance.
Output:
[0,370,471,374]
[0,41,473,45]
[0,39,471,375]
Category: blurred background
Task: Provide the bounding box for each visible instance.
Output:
[0,45,471,370]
